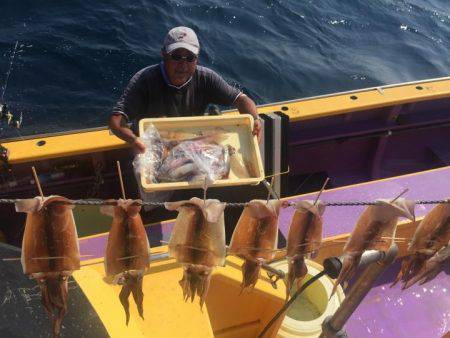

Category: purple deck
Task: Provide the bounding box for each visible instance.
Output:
[79,166,450,337]
[346,260,450,337]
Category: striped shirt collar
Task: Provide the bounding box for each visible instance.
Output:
[160,62,193,89]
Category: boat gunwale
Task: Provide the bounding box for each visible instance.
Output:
[2,75,450,144]
[227,75,450,111]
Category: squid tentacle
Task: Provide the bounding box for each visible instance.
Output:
[331,252,360,298]
[241,260,260,292]
[131,275,144,320]
[119,283,132,326]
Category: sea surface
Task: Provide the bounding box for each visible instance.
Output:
[1,0,450,137]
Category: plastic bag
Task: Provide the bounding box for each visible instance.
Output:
[157,139,232,184]
[132,124,172,210]
[132,123,165,184]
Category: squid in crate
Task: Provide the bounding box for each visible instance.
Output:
[331,198,415,296]
[393,202,450,288]
[229,199,283,291]
[165,197,226,308]
[17,196,80,337]
[157,139,234,183]
[102,199,150,325]
[286,200,325,300]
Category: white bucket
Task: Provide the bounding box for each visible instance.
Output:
[271,259,345,338]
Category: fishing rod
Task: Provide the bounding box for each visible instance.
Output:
[0,41,25,173]
[0,41,23,130]
[1,40,18,103]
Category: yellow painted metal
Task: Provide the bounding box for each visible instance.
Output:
[74,249,286,338]
[5,129,127,164]
[250,78,450,122]
[5,78,450,164]
[208,256,286,338]
[74,252,215,338]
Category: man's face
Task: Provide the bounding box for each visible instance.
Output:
[163,48,198,86]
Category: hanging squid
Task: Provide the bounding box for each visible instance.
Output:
[229,199,283,291]
[393,202,450,288]
[331,198,415,296]
[102,199,150,325]
[286,200,325,300]
[165,197,226,308]
[17,196,80,337]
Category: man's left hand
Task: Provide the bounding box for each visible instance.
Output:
[253,118,262,143]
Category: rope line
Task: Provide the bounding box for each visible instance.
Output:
[0,198,448,207]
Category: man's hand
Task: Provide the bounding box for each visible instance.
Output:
[109,114,146,154]
[132,137,146,154]
[253,118,262,143]
[234,94,262,143]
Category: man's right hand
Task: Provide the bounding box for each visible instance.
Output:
[109,114,147,154]
[132,137,146,154]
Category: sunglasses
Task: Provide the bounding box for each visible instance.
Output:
[169,52,197,62]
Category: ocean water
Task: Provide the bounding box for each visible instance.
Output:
[0,0,449,137]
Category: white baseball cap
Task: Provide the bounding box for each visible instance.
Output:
[163,26,200,55]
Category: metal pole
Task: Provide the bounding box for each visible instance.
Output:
[320,244,398,338]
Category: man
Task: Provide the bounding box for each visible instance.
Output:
[109,27,266,243]
[109,26,262,151]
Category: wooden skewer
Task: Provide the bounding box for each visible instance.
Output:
[116,254,148,261]
[34,254,93,260]
[31,166,44,200]
[314,177,330,205]
[3,254,93,262]
[116,161,126,200]
[33,256,66,260]
[390,188,409,203]
[2,257,22,261]
[227,246,285,254]
[264,168,290,179]
[163,242,210,252]
[381,236,408,240]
